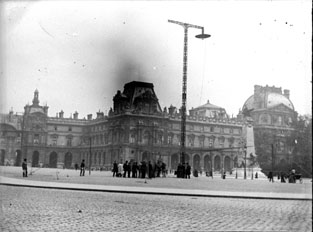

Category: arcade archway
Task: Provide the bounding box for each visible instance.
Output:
[0,149,5,165]
[49,152,58,168]
[224,156,231,172]
[214,155,221,171]
[32,151,39,167]
[64,152,72,169]
[15,150,22,166]
[193,154,201,171]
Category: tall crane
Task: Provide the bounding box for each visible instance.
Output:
[168,20,210,168]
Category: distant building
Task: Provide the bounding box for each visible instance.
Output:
[1,81,253,174]
[241,85,298,172]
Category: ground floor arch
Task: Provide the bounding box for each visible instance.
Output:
[0,149,5,165]
[214,155,221,171]
[193,154,201,171]
[15,150,22,166]
[64,152,72,169]
[204,155,212,172]
[224,156,231,172]
[49,152,58,168]
[171,153,179,170]
[32,151,39,167]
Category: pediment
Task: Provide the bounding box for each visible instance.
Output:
[268,103,294,113]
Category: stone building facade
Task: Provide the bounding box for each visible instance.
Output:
[242,85,298,172]
[1,81,254,174]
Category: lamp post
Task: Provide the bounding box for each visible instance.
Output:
[89,136,92,175]
[244,145,247,179]
[168,19,210,168]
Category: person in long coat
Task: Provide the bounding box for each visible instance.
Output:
[132,162,138,178]
[112,161,118,177]
[141,161,147,178]
[118,161,123,177]
[186,163,191,179]
[80,160,85,176]
[22,158,28,177]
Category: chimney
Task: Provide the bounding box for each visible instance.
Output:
[168,105,176,115]
[87,114,92,120]
[97,111,104,119]
[59,110,64,118]
[73,111,78,119]
[283,89,290,99]
[43,106,49,115]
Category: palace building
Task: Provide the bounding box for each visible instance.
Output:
[242,85,298,172]
[1,81,255,173]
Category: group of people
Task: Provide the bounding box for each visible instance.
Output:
[112,160,167,179]
[176,163,191,178]
[268,169,300,183]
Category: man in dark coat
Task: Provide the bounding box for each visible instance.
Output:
[123,161,128,178]
[127,162,131,178]
[141,161,146,178]
[132,162,138,178]
[268,171,274,182]
[112,161,118,177]
[148,161,153,179]
[186,163,191,179]
[80,160,85,176]
[22,158,28,177]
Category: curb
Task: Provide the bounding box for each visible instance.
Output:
[1,182,311,201]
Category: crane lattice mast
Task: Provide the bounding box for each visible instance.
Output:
[168,20,210,167]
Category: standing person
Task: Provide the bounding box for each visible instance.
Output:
[161,162,166,177]
[123,161,128,178]
[186,163,191,179]
[80,160,85,176]
[127,161,131,178]
[148,161,153,179]
[141,161,146,179]
[118,161,123,177]
[132,162,138,178]
[22,158,28,177]
[268,171,274,182]
[112,161,118,177]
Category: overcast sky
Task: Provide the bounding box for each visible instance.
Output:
[0,0,311,119]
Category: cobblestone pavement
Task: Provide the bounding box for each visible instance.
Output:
[1,186,312,232]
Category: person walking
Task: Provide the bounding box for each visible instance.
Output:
[80,160,85,176]
[22,158,28,177]
[186,163,191,179]
[112,161,118,177]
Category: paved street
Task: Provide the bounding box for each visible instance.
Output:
[1,185,311,232]
[1,167,311,196]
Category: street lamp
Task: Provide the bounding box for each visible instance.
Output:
[244,145,247,179]
[168,19,210,168]
[89,136,92,175]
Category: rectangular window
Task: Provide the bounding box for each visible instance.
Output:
[209,138,213,147]
[68,126,72,132]
[67,138,72,146]
[33,134,39,145]
[167,135,173,145]
[52,139,57,146]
